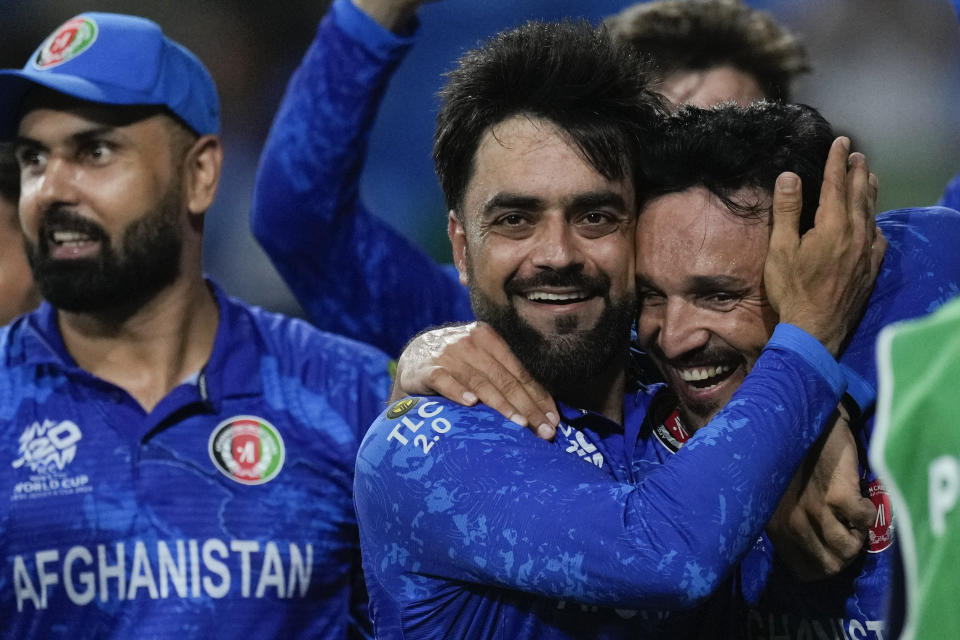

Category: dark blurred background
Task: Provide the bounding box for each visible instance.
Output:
[2,0,958,317]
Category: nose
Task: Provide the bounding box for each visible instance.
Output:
[24,156,79,215]
[654,298,710,360]
[529,216,583,271]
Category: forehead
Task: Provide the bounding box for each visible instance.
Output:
[464,115,635,211]
[17,93,175,146]
[660,65,766,107]
[636,186,770,279]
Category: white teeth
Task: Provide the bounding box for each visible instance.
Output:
[679,365,731,382]
[527,291,584,302]
[52,231,91,245]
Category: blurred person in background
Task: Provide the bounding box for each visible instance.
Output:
[0,143,40,324]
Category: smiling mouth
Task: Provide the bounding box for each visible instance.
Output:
[675,363,735,388]
[525,290,590,305]
[50,230,96,248]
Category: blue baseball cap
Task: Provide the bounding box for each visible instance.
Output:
[0,12,220,138]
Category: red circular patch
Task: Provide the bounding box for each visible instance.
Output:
[867,479,894,553]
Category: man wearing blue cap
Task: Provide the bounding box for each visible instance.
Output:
[0,13,392,639]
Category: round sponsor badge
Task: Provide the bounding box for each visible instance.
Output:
[33,17,99,70]
[209,416,285,485]
[386,397,420,419]
[867,478,894,553]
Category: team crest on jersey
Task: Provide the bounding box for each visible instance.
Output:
[386,397,419,419]
[867,479,894,553]
[209,416,285,485]
[10,419,91,500]
[33,17,99,70]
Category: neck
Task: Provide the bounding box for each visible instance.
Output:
[553,353,628,425]
[57,275,219,413]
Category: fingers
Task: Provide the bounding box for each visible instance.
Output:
[442,324,559,437]
[871,228,888,275]
[813,136,852,234]
[393,323,560,440]
[764,172,803,315]
[769,172,803,257]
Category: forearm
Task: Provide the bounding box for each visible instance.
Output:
[357,329,845,609]
[251,0,413,253]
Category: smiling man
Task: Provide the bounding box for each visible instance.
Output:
[0,13,391,639]
[631,101,960,638]
[448,114,638,421]
[354,21,883,640]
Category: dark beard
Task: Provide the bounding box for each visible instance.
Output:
[469,269,635,404]
[25,184,183,321]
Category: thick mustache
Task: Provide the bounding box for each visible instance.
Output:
[648,344,741,370]
[504,269,610,297]
[38,207,107,242]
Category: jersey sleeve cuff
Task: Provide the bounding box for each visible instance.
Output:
[334,0,418,59]
[768,323,845,395]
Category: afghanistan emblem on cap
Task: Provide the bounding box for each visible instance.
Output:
[33,17,99,70]
[209,416,285,485]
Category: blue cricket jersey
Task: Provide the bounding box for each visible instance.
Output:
[0,281,392,639]
[355,326,847,639]
[728,207,960,640]
[251,0,472,358]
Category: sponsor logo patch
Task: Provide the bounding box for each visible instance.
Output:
[10,419,91,500]
[867,478,894,553]
[209,416,285,485]
[386,397,419,419]
[33,17,98,70]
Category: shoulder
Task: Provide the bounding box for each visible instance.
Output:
[217,293,393,425]
[877,206,960,251]
[227,294,392,375]
[358,396,533,468]
[364,396,514,442]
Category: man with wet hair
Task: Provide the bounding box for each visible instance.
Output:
[630,101,960,637]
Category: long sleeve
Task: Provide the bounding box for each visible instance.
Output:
[355,327,846,616]
[250,0,473,357]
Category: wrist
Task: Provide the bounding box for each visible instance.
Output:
[351,0,419,32]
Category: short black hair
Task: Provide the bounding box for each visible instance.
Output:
[434,20,666,215]
[636,101,834,233]
[0,143,18,203]
[605,0,810,103]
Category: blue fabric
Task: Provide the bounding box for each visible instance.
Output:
[731,207,960,638]
[770,323,844,391]
[0,12,219,137]
[355,338,845,639]
[936,173,960,211]
[250,6,472,358]
[0,281,392,639]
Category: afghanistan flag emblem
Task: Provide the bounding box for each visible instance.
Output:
[209,416,285,485]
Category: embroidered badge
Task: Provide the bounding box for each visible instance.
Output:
[33,17,99,70]
[209,416,285,485]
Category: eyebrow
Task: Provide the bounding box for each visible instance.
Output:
[635,273,747,292]
[480,190,629,218]
[567,192,628,213]
[481,193,544,217]
[686,275,747,293]
[13,125,120,151]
